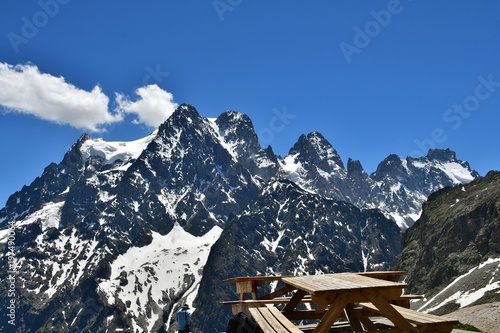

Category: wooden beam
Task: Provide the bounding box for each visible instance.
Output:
[363,290,419,333]
[358,315,379,331]
[364,329,407,333]
[312,294,336,314]
[357,271,406,281]
[344,303,364,331]
[259,284,296,300]
[313,292,351,333]
[224,276,286,283]
[282,289,307,313]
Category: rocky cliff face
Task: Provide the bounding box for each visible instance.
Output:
[393,171,500,315]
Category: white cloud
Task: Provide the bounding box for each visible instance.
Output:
[0,62,122,132]
[115,84,178,128]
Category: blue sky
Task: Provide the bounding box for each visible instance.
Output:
[1,1,500,207]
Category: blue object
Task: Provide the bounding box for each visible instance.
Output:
[176,308,191,330]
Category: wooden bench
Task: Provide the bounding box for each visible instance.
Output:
[220,296,313,314]
[248,307,302,333]
[359,302,459,333]
[393,294,424,308]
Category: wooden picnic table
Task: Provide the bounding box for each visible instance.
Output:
[223,271,407,301]
[282,273,414,332]
[221,271,457,333]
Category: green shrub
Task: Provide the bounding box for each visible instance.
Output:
[454,323,481,332]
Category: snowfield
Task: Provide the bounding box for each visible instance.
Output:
[80,130,157,167]
[98,223,222,332]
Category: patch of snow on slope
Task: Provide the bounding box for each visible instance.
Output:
[81,130,157,166]
[0,229,10,244]
[98,223,222,333]
[207,118,239,161]
[419,258,500,313]
[39,228,98,298]
[281,154,302,183]
[440,161,475,184]
[411,161,427,169]
[388,211,409,230]
[261,230,285,252]
[362,247,368,272]
[16,201,64,230]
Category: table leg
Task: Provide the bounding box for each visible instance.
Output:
[358,315,379,331]
[313,292,351,333]
[363,290,419,333]
[344,303,364,331]
[283,289,307,313]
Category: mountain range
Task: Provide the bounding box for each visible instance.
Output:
[0,104,480,332]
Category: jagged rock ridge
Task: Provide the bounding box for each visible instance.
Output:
[281,132,479,229]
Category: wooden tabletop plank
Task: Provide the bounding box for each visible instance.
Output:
[224,271,406,284]
[259,285,296,300]
[282,273,407,294]
[357,271,406,277]
[223,276,287,283]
